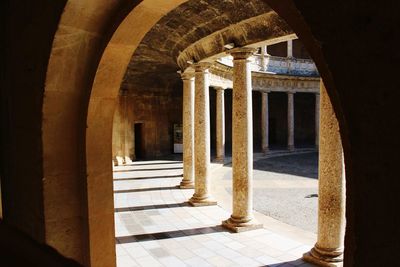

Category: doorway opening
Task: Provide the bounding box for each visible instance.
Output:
[134,123,145,160]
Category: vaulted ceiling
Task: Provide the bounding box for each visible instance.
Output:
[121,0,279,94]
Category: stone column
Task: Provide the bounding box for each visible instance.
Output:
[287,92,295,151]
[123,90,134,164]
[180,72,195,189]
[189,62,217,206]
[315,92,320,149]
[215,87,225,163]
[260,46,267,71]
[222,47,262,232]
[303,81,345,266]
[112,90,129,166]
[261,92,269,154]
[287,39,293,58]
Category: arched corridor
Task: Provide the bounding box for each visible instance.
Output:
[2,0,400,266]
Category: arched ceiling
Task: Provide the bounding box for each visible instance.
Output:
[121,0,288,94]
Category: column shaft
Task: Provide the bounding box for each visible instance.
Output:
[215,87,225,163]
[180,72,195,189]
[303,81,345,266]
[261,92,269,154]
[287,92,295,151]
[287,39,293,58]
[189,63,216,206]
[123,91,134,164]
[222,48,262,232]
[315,93,320,149]
[260,46,267,71]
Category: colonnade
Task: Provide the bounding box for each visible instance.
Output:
[179,47,345,265]
[260,39,294,71]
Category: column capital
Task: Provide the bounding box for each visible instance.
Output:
[287,91,296,95]
[214,86,225,91]
[228,47,257,60]
[180,71,195,80]
[193,62,213,72]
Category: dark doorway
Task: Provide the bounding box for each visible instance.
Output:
[269,118,277,145]
[134,123,145,160]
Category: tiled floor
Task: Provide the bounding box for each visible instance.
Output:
[114,159,316,267]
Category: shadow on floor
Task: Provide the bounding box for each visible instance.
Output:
[260,258,316,267]
[116,225,229,244]
[252,151,318,179]
[113,174,183,181]
[124,161,183,167]
[114,186,191,194]
[114,202,189,212]
[113,167,183,172]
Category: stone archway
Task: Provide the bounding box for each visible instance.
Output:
[43,1,188,266]
[43,1,347,266]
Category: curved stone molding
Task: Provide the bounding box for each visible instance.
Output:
[177,12,293,70]
[252,71,320,93]
[253,55,319,76]
[209,63,233,89]
[209,62,319,93]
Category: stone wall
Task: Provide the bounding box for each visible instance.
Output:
[113,90,183,160]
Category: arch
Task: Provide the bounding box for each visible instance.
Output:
[43,0,188,265]
[43,1,349,266]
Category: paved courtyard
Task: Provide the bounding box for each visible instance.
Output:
[221,151,318,233]
[113,154,317,267]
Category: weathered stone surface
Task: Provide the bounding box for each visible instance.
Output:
[122,0,291,99]
[222,48,262,232]
[287,92,295,151]
[261,92,269,153]
[303,81,345,266]
[215,87,225,163]
[189,62,217,206]
[180,72,195,189]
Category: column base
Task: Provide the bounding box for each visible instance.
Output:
[179,180,194,189]
[288,145,295,152]
[222,217,263,233]
[262,148,269,155]
[215,156,225,164]
[303,245,343,267]
[115,156,125,166]
[188,195,217,207]
[124,156,133,165]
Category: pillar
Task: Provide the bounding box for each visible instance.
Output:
[261,92,269,154]
[287,92,295,151]
[189,62,217,206]
[180,72,195,189]
[123,90,134,164]
[112,90,129,166]
[260,45,267,71]
[222,47,262,232]
[303,81,345,266]
[287,39,293,58]
[315,92,320,149]
[215,87,225,163]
